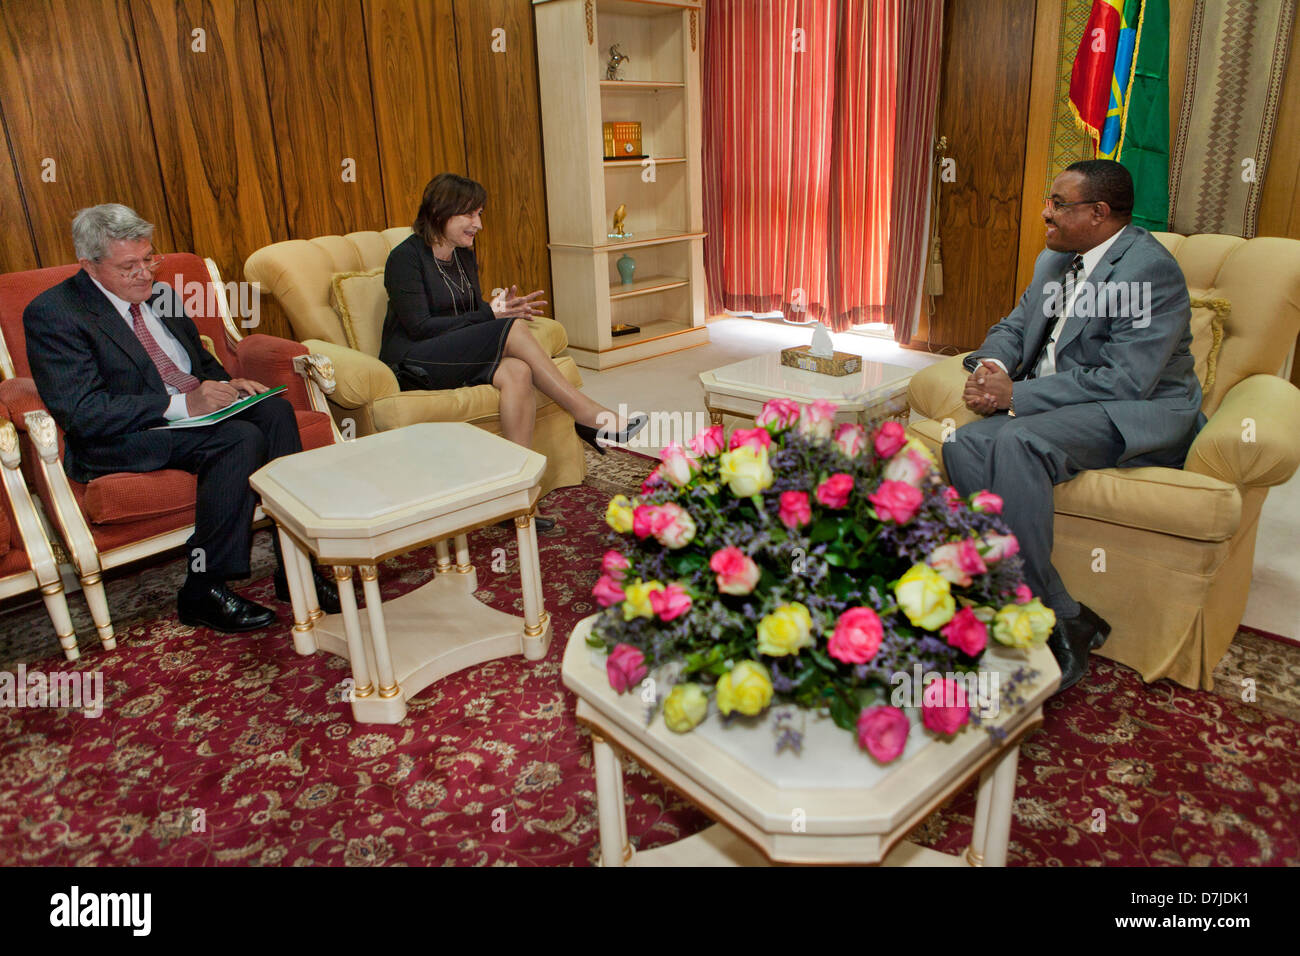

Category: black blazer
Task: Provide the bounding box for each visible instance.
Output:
[22,269,231,482]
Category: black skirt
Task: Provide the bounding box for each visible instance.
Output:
[389,316,516,391]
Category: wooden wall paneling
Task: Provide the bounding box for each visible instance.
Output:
[365,0,468,229]
[0,102,40,272]
[129,0,288,294]
[452,0,551,299]
[1015,0,1064,295]
[0,0,175,266]
[1258,11,1300,241]
[255,0,386,239]
[927,0,1036,351]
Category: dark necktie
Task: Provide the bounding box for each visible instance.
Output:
[1026,254,1084,379]
[128,303,200,393]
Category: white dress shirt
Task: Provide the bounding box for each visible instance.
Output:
[976,225,1129,379]
[90,277,193,421]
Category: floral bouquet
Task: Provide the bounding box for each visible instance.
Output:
[586,398,1055,762]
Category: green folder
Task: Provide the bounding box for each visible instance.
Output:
[154,384,288,429]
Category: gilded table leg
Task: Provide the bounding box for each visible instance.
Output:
[453,533,476,590]
[333,565,374,708]
[357,563,407,722]
[969,743,1020,867]
[515,513,550,660]
[707,404,724,427]
[592,732,631,867]
[435,539,453,574]
[276,523,317,655]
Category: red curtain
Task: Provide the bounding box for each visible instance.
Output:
[703,0,939,339]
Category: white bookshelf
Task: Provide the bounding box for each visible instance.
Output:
[533,0,707,370]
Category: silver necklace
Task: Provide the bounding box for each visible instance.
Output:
[433,249,471,311]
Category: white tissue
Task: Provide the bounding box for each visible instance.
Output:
[809,322,835,359]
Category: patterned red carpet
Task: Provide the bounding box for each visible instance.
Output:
[1,450,1297,866]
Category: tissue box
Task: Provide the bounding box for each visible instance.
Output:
[779,345,862,377]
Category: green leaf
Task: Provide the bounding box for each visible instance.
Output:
[828,693,858,731]
[810,519,838,543]
[585,632,607,649]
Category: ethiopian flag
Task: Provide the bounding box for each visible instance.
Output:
[1068,0,1169,230]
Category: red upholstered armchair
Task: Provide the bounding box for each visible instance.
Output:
[0,253,339,653]
[0,418,78,660]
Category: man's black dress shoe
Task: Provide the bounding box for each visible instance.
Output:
[273,566,343,614]
[576,413,649,454]
[178,583,276,633]
[1046,602,1111,692]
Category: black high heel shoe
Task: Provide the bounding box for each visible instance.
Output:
[576,413,649,454]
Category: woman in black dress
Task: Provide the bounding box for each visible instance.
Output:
[380,173,645,462]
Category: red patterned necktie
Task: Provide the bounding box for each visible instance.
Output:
[128,303,200,394]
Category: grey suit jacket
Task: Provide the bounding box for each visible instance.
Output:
[964,226,1203,465]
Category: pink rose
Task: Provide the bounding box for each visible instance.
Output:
[606,644,647,694]
[815,472,853,509]
[798,399,839,439]
[648,582,692,622]
[756,398,801,433]
[921,678,970,735]
[980,533,1020,563]
[592,574,626,607]
[640,467,664,497]
[1014,584,1034,604]
[709,546,761,595]
[728,427,772,453]
[941,606,988,655]
[868,480,924,524]
[942,486,962,511]
[970,490,1003,514]
[873,421,907,459]
[828,607,883,664]
[689,425,725,458]
[927,539,988,587]
[653,502,697,549]
[632,504,664,540]
[601,550,630,580]
[857,705,910,762]
[659,443,698,488]
[882,447,931,488]
[834,423,866,458]
[778,490,812,529]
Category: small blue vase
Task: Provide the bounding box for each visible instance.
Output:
[617,253,636,285]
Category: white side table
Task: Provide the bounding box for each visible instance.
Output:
[700,353,914,427]
[563,615,1059,866]
[251,423,551,724]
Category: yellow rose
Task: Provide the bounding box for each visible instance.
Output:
[621,579,665,622]
[894,563,956,631]
[605,494,635,533]
[715,660,774,717]
[992,599,1056,649]
[718,446,774,498]
[663,683,709,733]
[756,602,814,657]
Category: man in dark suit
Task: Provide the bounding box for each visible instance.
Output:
[944,160,1202,691]
[23,203,338,633]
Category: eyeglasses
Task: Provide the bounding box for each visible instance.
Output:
[1043,196,1102,212]
[99,252,165,279]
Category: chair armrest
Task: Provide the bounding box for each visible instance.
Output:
[0,420,62,587]
[305,339,400,410]
[16,408,101,577]
[907,352,980,430]
[1185,374,1300,488]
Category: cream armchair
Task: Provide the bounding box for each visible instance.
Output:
[905,233,1300,690]
[244,229,586,495]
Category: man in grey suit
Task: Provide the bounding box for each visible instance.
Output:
[944,160,1203,691]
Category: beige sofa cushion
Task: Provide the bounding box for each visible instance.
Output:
[330,268,387,356]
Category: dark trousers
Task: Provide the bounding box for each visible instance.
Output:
[942,404,1127,620]
[159,396,300,580]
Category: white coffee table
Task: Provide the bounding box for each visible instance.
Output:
[563,614,1059,866]
[250,423,551,724]
[700,353,914,426]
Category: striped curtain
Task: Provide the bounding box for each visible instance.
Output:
[704,0,940,338]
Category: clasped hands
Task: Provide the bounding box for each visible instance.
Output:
[185,378,268,416]
[963,360,1013,416]
[491,284,548,321]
